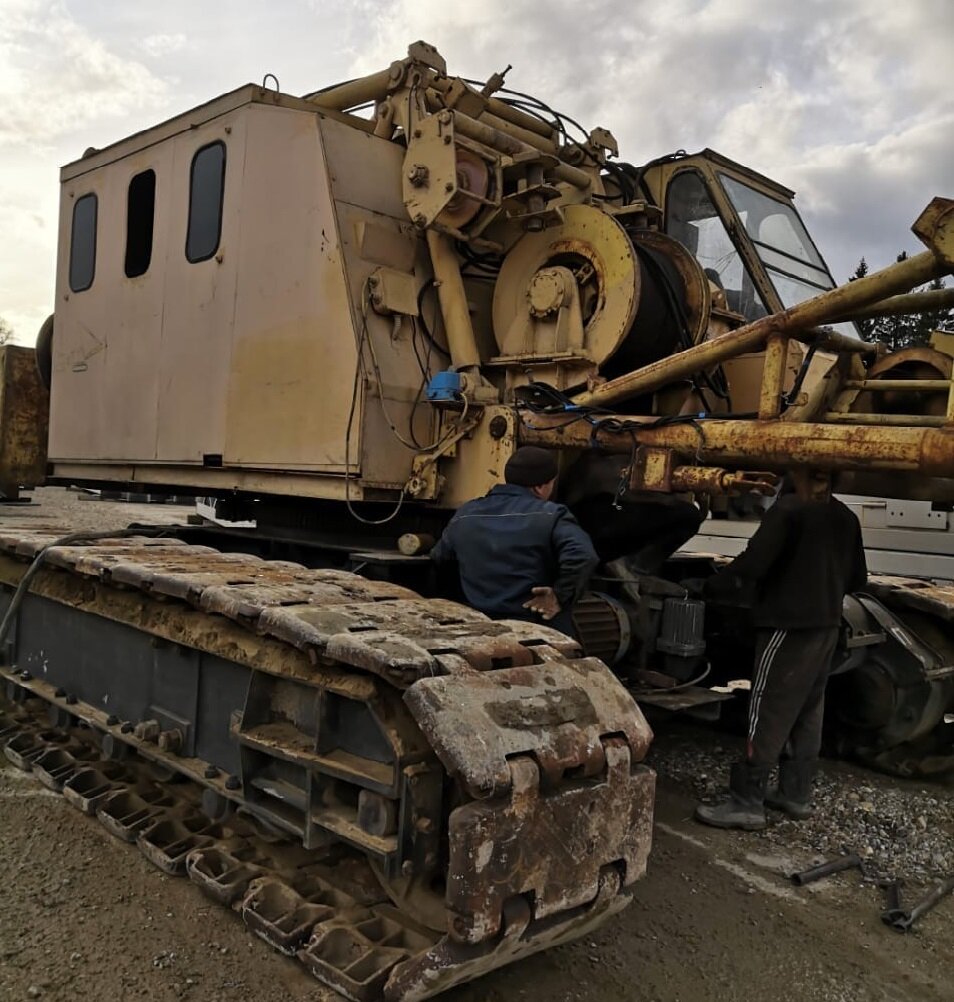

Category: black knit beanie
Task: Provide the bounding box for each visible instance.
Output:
[504,447,558,488]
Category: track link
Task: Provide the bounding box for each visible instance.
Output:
[0,700,436,1001]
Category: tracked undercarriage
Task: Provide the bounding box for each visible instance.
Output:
[0,516,654,1001]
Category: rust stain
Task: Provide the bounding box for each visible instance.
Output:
[0,346,49,496]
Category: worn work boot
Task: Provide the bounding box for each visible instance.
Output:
[765,759,815,820]
[694,763,770,831]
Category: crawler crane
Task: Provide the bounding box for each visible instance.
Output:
[1,42,953,1000]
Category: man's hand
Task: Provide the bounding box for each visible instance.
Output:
[523,586,561,621]
[681,577,707,598]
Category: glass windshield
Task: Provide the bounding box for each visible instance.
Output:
[720,172,834,301]
[720,173,858,337]
[665,171,768,322]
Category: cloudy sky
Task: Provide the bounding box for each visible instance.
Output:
[1,0,951,341]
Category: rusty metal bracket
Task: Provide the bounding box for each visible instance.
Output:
[439,743,654,947]
[671,467,779,495]
[628,446,675,492]
[401,655,655,957]
[403,658,652,800]
[913,197,954,271]
[405,410,481,499]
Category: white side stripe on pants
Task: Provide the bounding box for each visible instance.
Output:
[749,628,787,741]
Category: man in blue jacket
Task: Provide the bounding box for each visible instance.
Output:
[431,446,599,636]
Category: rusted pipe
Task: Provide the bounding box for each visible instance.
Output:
[429,76,558,141]
[822,412,950,427]
[481,100,557,142]
[518,413,954,477]
[844,379,951,391]
[668,467,780,495]
[791,854,863,886]
[810,329,881,354]
[573,250,944,409]
[449,112,524,154]
[427,92,560,150]
[759,334,789,419]
[422,91,560,153]
[832,287,954,322]
[478,108,561,154]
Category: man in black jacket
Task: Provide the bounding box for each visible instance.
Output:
[431,447,599,636]
[695,470,868,830]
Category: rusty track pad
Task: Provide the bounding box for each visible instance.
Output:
[444,748,654,944]
[403,658,652,797]
[403,659,654,952]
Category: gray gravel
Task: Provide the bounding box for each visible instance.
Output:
[649,722,954,885]
[20,486,192,533]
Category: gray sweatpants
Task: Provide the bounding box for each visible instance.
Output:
[747,626,840,766]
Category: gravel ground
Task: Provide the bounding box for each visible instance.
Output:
[649,723,954,886]
[11,486,192,533]
[4,751,953,1002]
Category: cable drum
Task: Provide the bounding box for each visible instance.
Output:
[438,148,490,229]
[491,207,709,379]
[602,231,711,379]
[492,204,641,363]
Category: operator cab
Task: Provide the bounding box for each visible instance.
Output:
[643,149,858,338]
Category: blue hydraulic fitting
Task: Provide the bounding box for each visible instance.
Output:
[426,370,463,402]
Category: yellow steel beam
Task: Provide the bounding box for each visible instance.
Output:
[822,412,949,427]
[844,379,951,391]
[451,112,592,190]
[425,230,482,370]
[305,68,400,111]
[758,334,788,419]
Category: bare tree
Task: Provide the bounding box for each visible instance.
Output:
[0,317,14,345]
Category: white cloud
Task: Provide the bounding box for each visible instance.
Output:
[0,1,169,148]
[0,161,57,339]
[348,0,952,280]
[0,0,172,339]
[142,32,189,58]
[790,114,954,279]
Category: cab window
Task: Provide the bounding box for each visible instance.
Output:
[719,174,833,307]
[69,193,98,292]
[186,142,226,262]
[665,171,767,322]
[125,169,156,278]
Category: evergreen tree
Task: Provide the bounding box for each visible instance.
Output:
[847,258,874,340]
[851,253,953,350]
